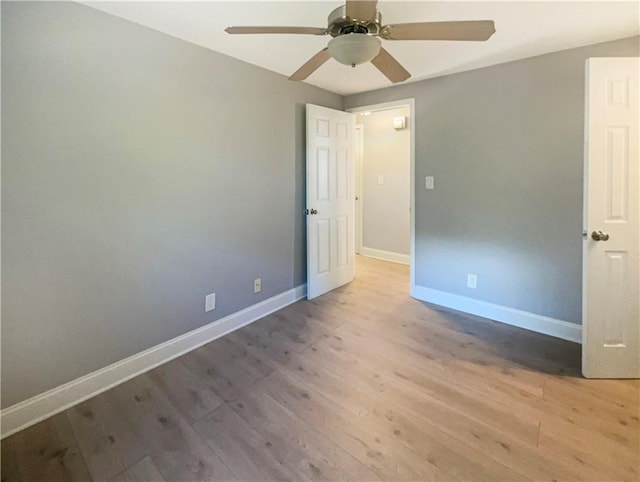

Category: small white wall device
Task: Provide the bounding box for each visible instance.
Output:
[393,116,407,130]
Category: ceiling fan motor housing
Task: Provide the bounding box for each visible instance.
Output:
[327,5,381,37]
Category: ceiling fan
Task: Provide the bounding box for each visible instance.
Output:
[225,0,495,84]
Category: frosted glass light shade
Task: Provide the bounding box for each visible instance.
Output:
[328,34,381,66]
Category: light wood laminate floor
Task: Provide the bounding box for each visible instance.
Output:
[2,256,639,481]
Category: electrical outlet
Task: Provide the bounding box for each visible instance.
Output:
[467,274,478,289]
[205,293,216,312]
[254,278,262,293]
[378,175,384,185]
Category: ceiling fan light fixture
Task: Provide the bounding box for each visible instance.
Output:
[328,33,381,67]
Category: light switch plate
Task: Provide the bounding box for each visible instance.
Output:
[378,175,384,185]
[425,176,434,190]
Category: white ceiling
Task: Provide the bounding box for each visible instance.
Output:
[83,1,639,95]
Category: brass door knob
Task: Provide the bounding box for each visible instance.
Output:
[591,230,610,241]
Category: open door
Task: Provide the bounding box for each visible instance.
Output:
[583,57,640,378]
[306,104,355,299]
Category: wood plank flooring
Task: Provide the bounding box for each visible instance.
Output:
[2,256,639,481]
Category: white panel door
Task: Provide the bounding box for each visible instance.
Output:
[583,57,640,378]
[306,104,355,299]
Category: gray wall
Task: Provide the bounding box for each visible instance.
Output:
[1,1,341,408]
[345,36,640,325]
[356,107,410,255]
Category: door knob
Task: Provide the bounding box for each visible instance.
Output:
[310,208,318,215]
[591,230,610,241]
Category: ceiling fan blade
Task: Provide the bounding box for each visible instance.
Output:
[225,26,327,36]
[289,48,331,81]
[345,0,378,22]
[371,47,411,83]
[381,20,495,41]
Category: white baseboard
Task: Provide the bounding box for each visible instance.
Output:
[1,284,307,439]
[360,247,410,265]
[411,285,582,344]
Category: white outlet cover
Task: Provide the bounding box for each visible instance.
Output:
[378,175,384,185]
[254,278,262,293]
[205,293,216,312]
[467,274,478,289]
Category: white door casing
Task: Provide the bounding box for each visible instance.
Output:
[583,57,640,378]
[306,104,355,300]
[355,125,364,254]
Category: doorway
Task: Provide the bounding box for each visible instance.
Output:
[348,100,415,289]
[305,100,415,300]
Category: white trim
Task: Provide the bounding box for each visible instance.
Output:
[360,247,410,265]
[346,98,416,291]
[412,285,582,344]
[354,125,364,254]
[1,284,307,439]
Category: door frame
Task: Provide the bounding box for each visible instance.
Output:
[354,124,364,254]
[346,98,416,291]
